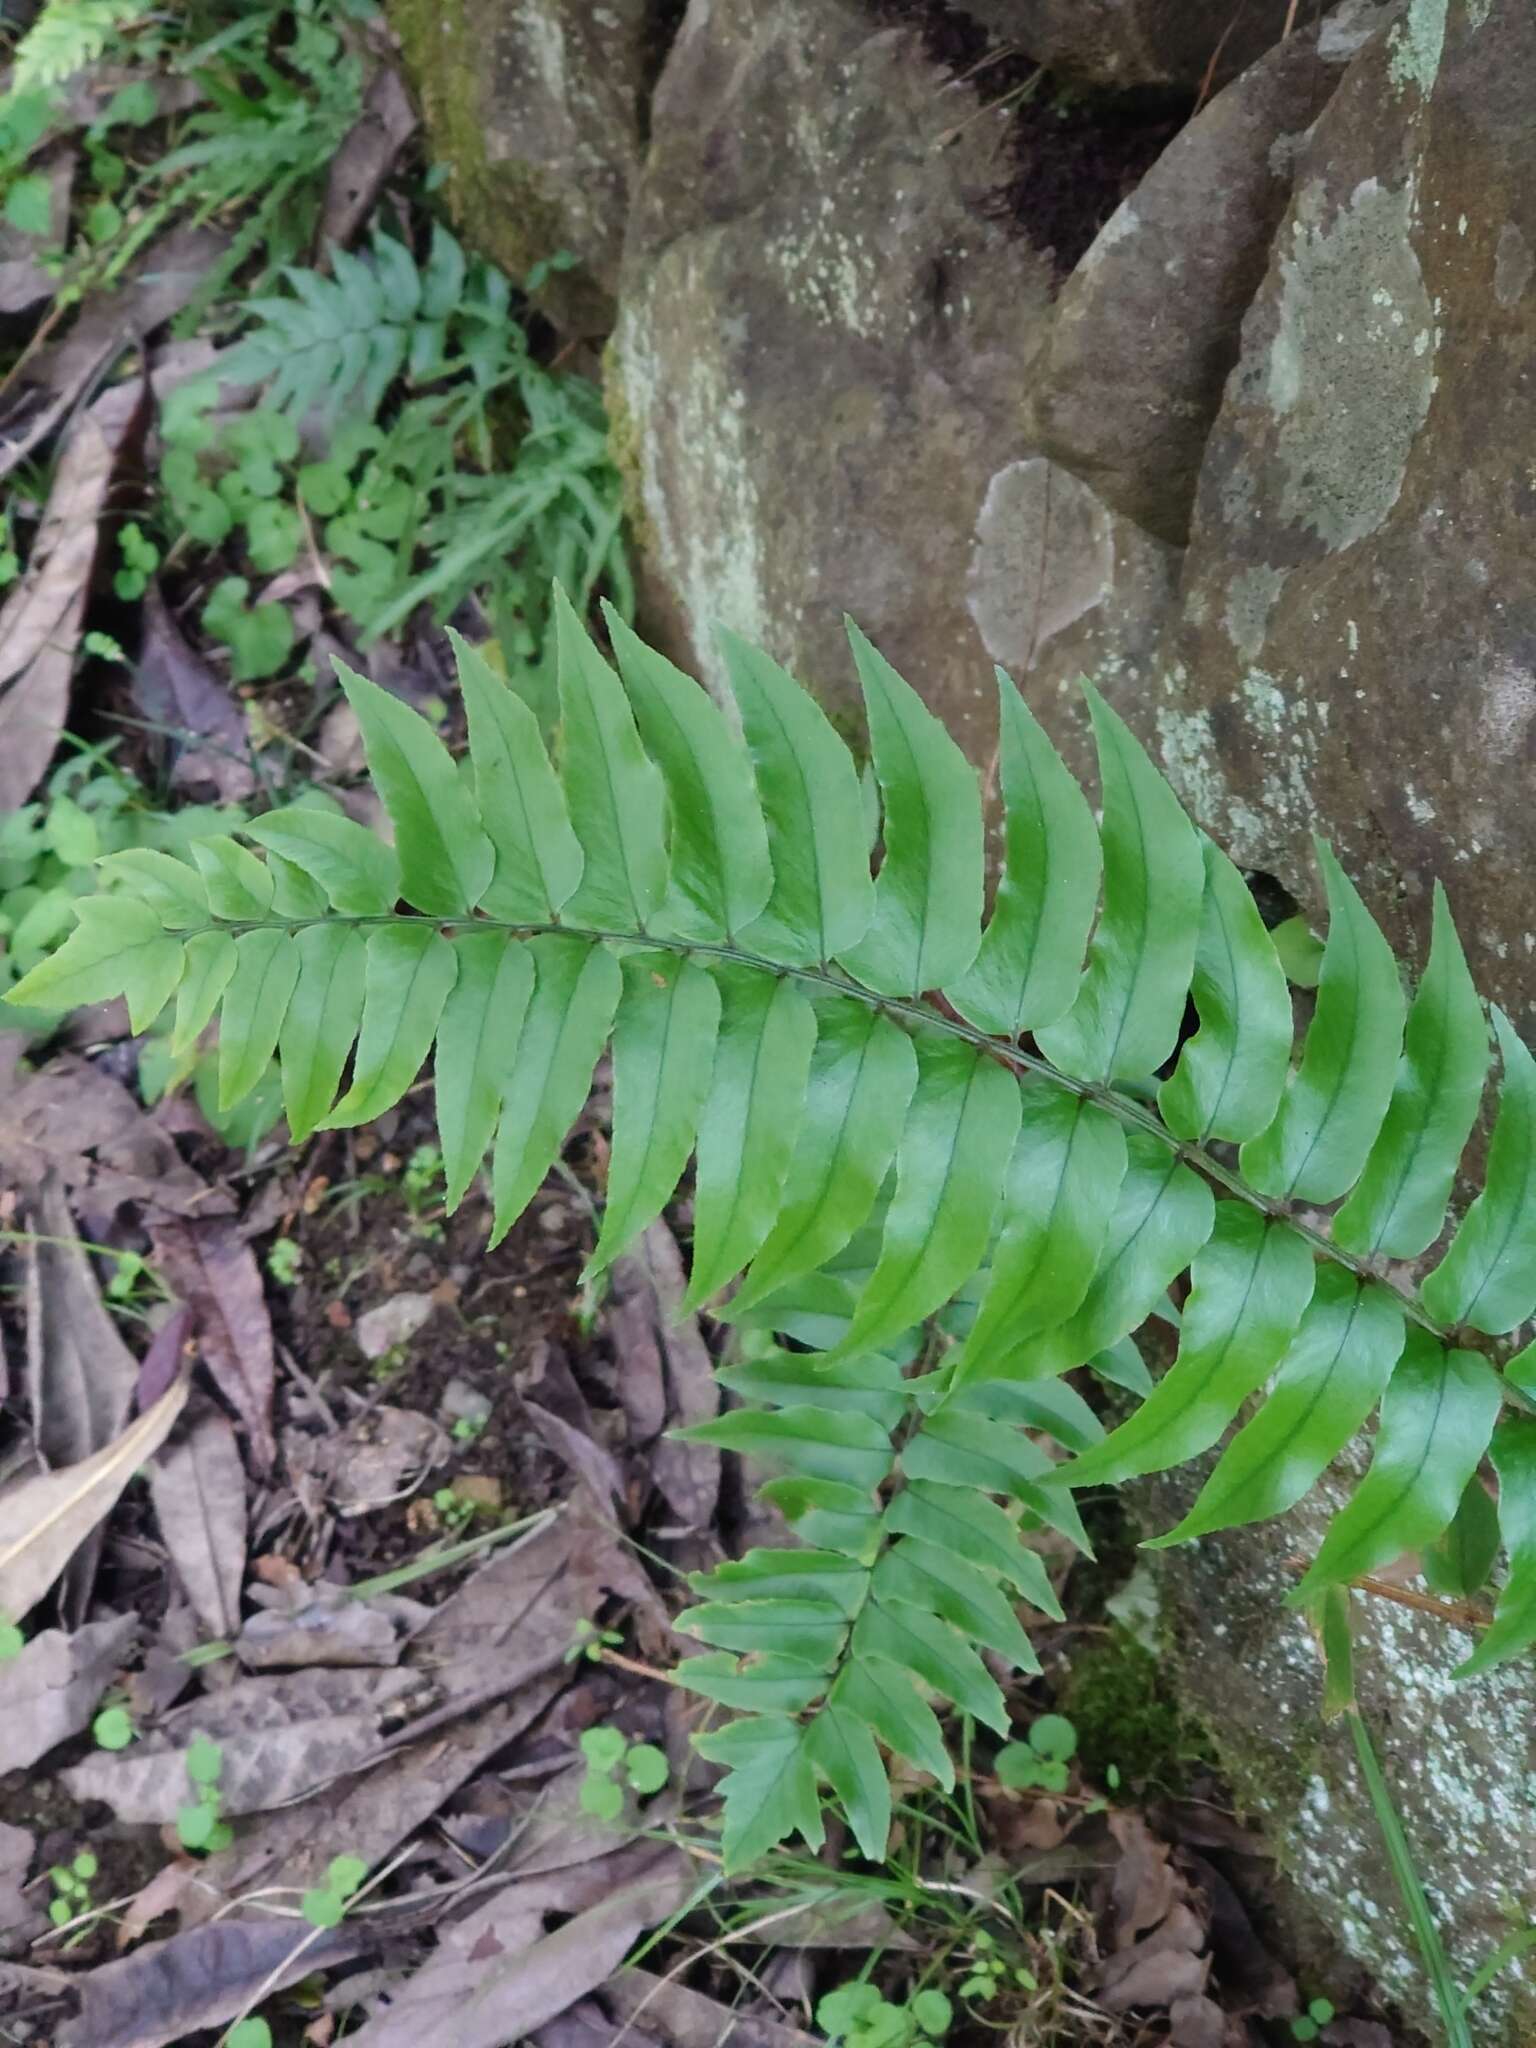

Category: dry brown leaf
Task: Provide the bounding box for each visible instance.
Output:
[22,1172,139,1624]
[192,1500,626,1912]
[56,1915,369,2048]
[0,1052,216,1216]
[614,1222,719,1528]
[235,1595,401,1671]
[346,1846,695,2048]
[318,64,417,248]
[62,1664,420,1821]
[0,224,226,482]
[24,1176,138,1475]
[131,585,255,802]
[0,1374,189,1620]
[0,1821,40,1947]
[1168,1994,1232,2047]
[150,1216,276,1468]
[1108,1809,1179,1946]
[606,1971,821,2048]
[1097,1943,1209,2013]
[284,1404,445,1516]
[0,379,147,809]
[148,1399,247,1639]
[0,1611,137,1773]
[116,1861,200,1952]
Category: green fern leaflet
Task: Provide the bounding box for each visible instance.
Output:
[13,590,1533,1869]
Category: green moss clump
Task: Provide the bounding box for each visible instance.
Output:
[1063,1632,1215,1795]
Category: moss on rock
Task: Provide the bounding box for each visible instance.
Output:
[1063,1632,1214,1796]
[385,0,648,335]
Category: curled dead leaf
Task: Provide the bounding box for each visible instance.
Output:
[0,1374,189,1620]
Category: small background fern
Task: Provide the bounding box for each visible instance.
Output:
[14,591,1535,1869]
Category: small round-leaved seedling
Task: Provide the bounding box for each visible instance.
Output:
[92,1705,135,1750]
[227,2019,273,2048]
[327,1855,367,1898]
[301,1887,346,1929]
[579,1726,626,1773]
[186,1736,224,1786]
[624,1743,669,1795]
[579,1774,624,1822]
[909,1988,952,2037]
[0,1620,24,1661]
[1293,1997,1337,2042]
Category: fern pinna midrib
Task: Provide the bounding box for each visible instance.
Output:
[14,587,1536,1867]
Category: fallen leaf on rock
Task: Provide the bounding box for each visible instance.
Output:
[56,1913,369,2048]
[0,1372,189,1620]
[62,1664,421,1821]
[318,64,417,248]
[0,1610,137,1773]
[346,1845,695,2048]
[151,1216,276,1469]
[285,1405,446,1516]
[0,378,148,810]
[355,1290,436,1360]
[148,1399,247,1639]
[132,586,255,802]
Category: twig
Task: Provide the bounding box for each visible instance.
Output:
[213,1841,416,2048]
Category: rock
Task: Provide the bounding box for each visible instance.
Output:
[439,1376,493,1428]
[355,1289,436,1360]
[954,0,1296,95]
[613,0,1166,764]
[1146,1451,1536,2041]
[1027,31,1346,544]
[386,0,656,333]
[1150,0,1536,1031]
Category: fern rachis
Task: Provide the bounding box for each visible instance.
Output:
[13,586,1536,1870]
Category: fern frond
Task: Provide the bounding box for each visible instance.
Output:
[223,225,522,428]
[10,0,145,90]
[13,582,1530,1868]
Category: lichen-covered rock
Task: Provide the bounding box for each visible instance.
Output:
[612,0,1169,761]
[954,0,1295,94]
[1027,31,1346,544]
[1153,0,1536,1030]
[386,0,654,333]
[1147,1455,1536,2041]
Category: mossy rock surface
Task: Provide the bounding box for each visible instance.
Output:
[386,0,650,334]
